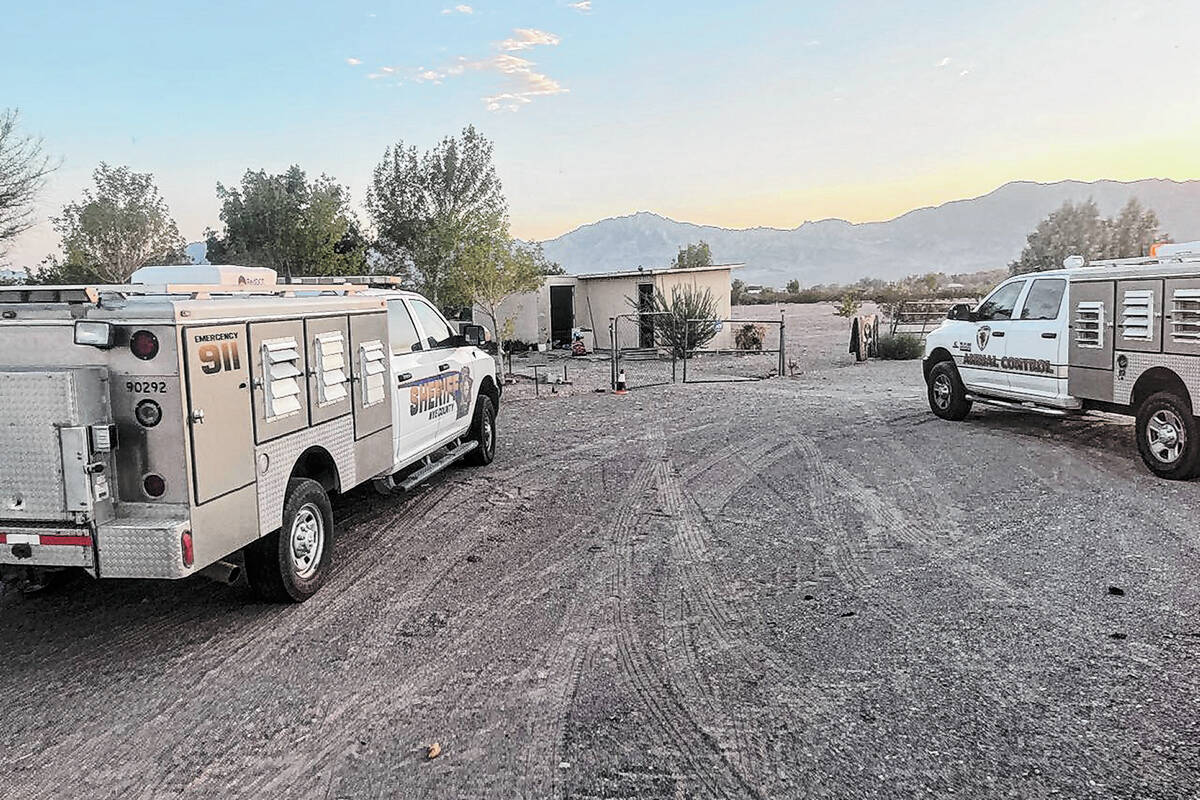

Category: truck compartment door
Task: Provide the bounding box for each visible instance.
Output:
[1164,278,1200,356]
[1068,280,1114,370]
[183,324,255,504]
[349,312,392,441]
[249,319,310,443]
[306,316,352,427]
[1116,279,1163,353]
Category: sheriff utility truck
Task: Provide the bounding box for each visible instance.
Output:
[923,243,1200,479]
[0,266,500,601]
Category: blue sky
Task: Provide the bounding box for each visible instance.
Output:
[4,0,1199,266]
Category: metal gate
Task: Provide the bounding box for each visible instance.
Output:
[608,313,786,388]
[609,312,679,389]
[681,315,785,384]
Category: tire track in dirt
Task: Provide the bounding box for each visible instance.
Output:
[600,429,763,799]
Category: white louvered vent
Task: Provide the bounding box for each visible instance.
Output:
[1074,301,1104,349]
[262,337,303,419]
[313,331,348,406]
[359,340,387,407]
[1171,289,1200,342]
[1120,289,1153,341]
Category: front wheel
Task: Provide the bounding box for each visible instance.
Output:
[927,361,972,421]
[244,478,334,602]
[1135,391,1200,480]
[465,395,497,466]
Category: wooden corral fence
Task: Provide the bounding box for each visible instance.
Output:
[888,298,976,342]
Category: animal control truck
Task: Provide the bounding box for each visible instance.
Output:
[0,265,500,601]
[923,243,1200,480]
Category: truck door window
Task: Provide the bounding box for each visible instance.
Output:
[976,281,1025,321]
[408,299,457,349]
[1019,279,1066,321]
[387,299,422,354]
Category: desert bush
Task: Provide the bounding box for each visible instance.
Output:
[875,334,924,360]
[734,323,765,351]
[831,292,863,318]
[631,284,720,358]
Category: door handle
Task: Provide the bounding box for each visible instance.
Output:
[991,331,1005,337]
[397,372,413,382]
[438,363,450,372]
[1041,332,1057,339]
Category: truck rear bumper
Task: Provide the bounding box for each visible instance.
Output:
[0,527,96,573]
[1,509,193,579]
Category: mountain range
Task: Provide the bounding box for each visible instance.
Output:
[538,179,1200,287]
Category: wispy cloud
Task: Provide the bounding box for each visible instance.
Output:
[567,1,592,12]
[346,57,362,66]
[500,28,561,51]
[357,26,566,111]
[959,69,970,77]
[936,56,951,68]
[441,4,473,13]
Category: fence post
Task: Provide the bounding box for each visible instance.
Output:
[778,308,786,376]
[609,317,616,390]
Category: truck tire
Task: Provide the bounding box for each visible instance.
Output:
[244,478,334,602]
[1135,391,1200,480]
[465,395,497,466]
[927,361,972,421]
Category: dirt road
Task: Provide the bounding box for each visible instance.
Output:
[3,306,1200,799]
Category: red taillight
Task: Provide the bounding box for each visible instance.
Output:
[181,530,194,567]
[130,329,159,360]
[143,473,166,498]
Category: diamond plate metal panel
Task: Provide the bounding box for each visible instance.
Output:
[1113,350,1200,406]
[0,370,85,519]
[96,511,191,579]
[255,415,356,538]
[0,525,95,569]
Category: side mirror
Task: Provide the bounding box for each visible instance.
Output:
[461,324,486,346]
[947,303,975,322]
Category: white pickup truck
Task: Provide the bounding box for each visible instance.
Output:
[924,244,1200,479]
[0,266,500,601]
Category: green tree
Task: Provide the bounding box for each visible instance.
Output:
[672,241,713,270]
[367,126,507,306]
[731,277,747,305]
[1010,198,1166,275]
[205,166,366,278]
[453,235,543,350]
[785,279,800,294]
[37,163,188,284]
[0,109,56,263]
[830,291,862,318]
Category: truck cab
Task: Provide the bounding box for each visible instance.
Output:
[924,272,1074,412]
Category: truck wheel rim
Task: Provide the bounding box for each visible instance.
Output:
[932,374,952,409]
[1147,410,1186,464]
[289,503,324,579]
[481,413,494,454]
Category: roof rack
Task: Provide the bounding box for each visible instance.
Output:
[286,275,405,288]
[0,282,370,305]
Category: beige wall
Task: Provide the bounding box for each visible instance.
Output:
[477,268,735,351]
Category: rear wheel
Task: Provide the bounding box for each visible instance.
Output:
[927,361,972,421]
[1135,391,1200,480]
[244,478,333,602]
[465,395,497,466]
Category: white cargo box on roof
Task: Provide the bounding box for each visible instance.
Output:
[129,264,279,287]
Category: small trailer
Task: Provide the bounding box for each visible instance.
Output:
[0,266,500,600]
[923,243,1200,479]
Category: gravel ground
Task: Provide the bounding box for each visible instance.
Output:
[3,304,1200,799]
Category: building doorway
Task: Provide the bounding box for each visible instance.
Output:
[549,285,575,346]
[637,283,655,348]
